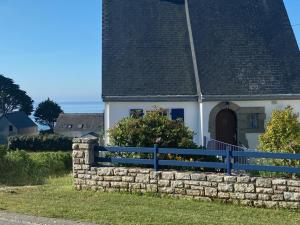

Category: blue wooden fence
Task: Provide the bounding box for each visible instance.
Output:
[94,145,300,175]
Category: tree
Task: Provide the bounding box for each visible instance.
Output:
[0,74,33,116]
[109,109,197,148]
[259,106,300,167]
[34,99,63,130]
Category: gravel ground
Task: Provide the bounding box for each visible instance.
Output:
[0,211,99,225]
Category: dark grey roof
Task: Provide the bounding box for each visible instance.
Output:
[102,0,300,101]
[54,113,104,135]
[5,111,37,129]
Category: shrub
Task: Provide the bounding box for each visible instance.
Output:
[0,145,7,159]
[109,109,197,148]
[0,151,72,186]
[8,134,72,152]
[259,106,300,169]
[108,109,219,171]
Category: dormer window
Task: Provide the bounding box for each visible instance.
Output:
[67,124,73,129]
[78,124,84,129]
[9,125,13,132]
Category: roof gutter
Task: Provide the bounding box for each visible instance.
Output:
[201,94,300,102]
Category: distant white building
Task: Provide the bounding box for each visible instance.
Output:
[0,111,38,144]
[102,0,300,149]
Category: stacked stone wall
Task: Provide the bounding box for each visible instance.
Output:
[73,139,300,209]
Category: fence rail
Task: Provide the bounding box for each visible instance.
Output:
[94,146,300,175]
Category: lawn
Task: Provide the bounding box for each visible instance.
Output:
[0,176,300,225]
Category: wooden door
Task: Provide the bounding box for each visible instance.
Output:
[216,109,237,145]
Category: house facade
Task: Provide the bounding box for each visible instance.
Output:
[102,0,300,149]
[0,112,38,144]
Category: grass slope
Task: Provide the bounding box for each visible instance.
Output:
[0,176,300,225]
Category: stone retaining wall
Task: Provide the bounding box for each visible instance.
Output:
[73,138,300,209]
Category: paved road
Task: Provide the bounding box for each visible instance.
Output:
[0,211,99,225]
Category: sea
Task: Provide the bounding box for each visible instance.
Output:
[32,101,105,130]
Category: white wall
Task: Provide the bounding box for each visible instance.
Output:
[200,99,300,149]
[104,102,200,145]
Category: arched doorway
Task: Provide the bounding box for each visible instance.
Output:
[216,109,237,145]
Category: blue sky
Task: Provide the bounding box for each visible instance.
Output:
[0,0,299,103]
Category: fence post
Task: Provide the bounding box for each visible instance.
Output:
[154,144,159,171]
[226,148,232,176]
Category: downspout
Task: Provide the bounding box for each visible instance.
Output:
[185,0,204,145]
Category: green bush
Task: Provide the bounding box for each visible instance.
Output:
[259,106,300,176]
[0,145,7,159]
[0,151,72,186]
[8,134,72,152]
[108,109,219,170]
[109,109,197,148]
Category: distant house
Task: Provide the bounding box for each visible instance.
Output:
[54,113,104,139]
[0,111,38,144]
[102,0,300,149]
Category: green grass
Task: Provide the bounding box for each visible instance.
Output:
[0,176,300,225]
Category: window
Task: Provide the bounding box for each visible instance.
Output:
[77,124,84,129]
[67,124,73,129]
[130,109,144,119]
[171,108,184,122]
[249,113,259,129]
[9,125,13,132]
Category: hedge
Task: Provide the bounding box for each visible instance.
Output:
[8,134,72,152]
[0,151,72,186]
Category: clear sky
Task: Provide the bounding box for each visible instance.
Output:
[0,0,299,103]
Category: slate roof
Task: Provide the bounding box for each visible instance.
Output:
[5,111,37,129]
[54,113,104,138]
[102,0,300,101]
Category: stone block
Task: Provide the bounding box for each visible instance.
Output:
[122,176,135,182]
[218,192,230,199]
[253,201,264,208]
[171,181,184,188]
[207,174,223,182]
[186,189,201,196]
[184,181,200,186]
[139,169,151,174]
[191,173,206,181]
[288,186,300,192]
[279,202,300,209]
[240,200,252,206]
[104,176,122,181]
[284,192,300,201]
[114,168,128,176]
[245,193,257,200]
[264,201,278,208]
[175,188,186,195]
[161,172,175,180]
[158,180,170,187]
[287,180,300,187]
[175,173,191,180]
[191,186,204,191]
[256,188,273,194]
[224,176,237,183]
[97,168,114,176]
[237,176,251,183]
[159,187,174,194]
[234,184,255,193]
[204,187,217,197]
[256,178,272,188]
[271,194,284,201]
[98,181,110,188]
[146,184,158,192]
[218,183,234,192]
[230,193,245,200]
[111,182,128,188]
[272,179,287,186]
[199,181,212,187]
[129,183,141,190]
[135,174,150,184]
[258,194,270,201]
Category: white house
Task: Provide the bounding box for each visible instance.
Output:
[102,0,300,149]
